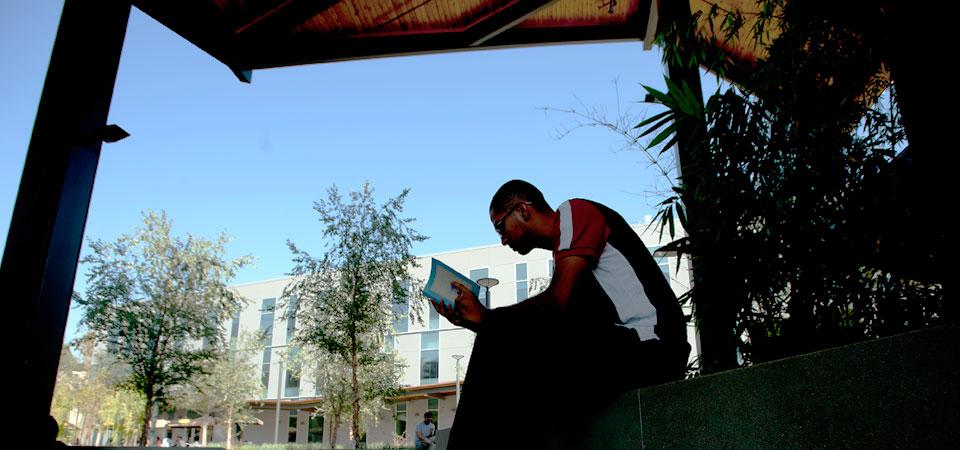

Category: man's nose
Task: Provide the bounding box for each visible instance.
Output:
[500,235,508,246]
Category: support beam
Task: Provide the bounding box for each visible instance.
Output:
[0,0,130,445]
[882,1,950,321]
[657,0,739,374]
[466,0,558,47]
[642,0,658,50]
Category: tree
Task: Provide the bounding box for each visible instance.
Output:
[51,345,85,443]
[58,344,81,373]
[74,210,251,446]
[285,183,426,448]
[547,0,943,374]
[51,340,145,446]
[529,277,550,297]
[171,332,263,449]
[292,346,404,448]
[99,386,146,446]
[637,0,943,371]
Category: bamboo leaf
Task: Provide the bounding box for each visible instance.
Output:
[648,123,678,148]
[636,110,672,128]
[639,115,675,138]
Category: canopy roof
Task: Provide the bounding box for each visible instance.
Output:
[130,0,779,84]
[131,0,662,75]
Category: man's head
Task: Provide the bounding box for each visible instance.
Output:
[489,180,552,254]
[423,411,433,423]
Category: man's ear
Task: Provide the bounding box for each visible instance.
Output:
[519,202,531,221]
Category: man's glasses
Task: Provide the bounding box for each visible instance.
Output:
[493,202,529,236]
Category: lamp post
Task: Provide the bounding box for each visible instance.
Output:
[476,277,499,308]
[262,343,290,445]
[273,357,286,443]
[452,354,464,405]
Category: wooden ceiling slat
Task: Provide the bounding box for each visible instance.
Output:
[466,0,558,47]
[235,0,340,35]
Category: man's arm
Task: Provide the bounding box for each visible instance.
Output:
[491,254,590,320]
[436,255,591,330]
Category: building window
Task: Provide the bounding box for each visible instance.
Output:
[288,411,298,442]
[516,262,528,302]
[285,297,297,343]
[284,367,300,398]
[261,364,271,398]
[393,283,409,333]
[429,304,440,330]
[395,402,407,437]
[428,398,439,425]
[285,348,300,398]
[230,313,240,342]
[469,268,489,307]
[260,298,276,397]
[393,302,409,333]
[648,247,670,281]
[420,332,439,385]
[385,334,395,352]
[260,298,276,334]
[308,414,323,443]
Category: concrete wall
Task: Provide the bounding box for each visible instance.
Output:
[567,324,960,449]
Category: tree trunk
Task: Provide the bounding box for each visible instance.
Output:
[225,408,234,450]
[657,0,741,375]
[140,396,153,447]
[351,347,361,449]
[331,413,341,449]
[692,250,742,373]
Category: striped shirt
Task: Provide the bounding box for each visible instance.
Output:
[553,199,682,341]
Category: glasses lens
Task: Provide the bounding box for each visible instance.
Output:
[495,204,521,235]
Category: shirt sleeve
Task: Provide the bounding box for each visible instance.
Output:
[555,199,608,266]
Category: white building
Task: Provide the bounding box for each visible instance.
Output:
[212,218,694,447]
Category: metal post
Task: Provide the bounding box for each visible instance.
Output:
[1,0,130,445]
[452,354,464,405]
[274,357,286,443]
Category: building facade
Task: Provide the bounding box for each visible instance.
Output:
[210,219,694,447]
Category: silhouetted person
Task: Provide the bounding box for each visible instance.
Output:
[434,180,690,449]
[43,415,67,448]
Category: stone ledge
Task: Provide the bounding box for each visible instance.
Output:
[575,324,960,449]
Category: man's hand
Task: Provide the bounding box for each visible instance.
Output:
[431,281,488,331]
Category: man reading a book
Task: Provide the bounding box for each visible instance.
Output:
[432,179,690,449]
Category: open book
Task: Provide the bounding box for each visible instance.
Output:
[422,258,480,308]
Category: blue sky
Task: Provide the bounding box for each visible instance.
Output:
[2,1,715,343]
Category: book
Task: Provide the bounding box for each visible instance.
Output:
[422,258,480,308]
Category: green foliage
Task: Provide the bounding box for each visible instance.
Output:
[642,0,943,369]
[290,347,405,449]
[50,342,145,446]
[73,210,252,445]
[171,331,264,449]
[285,183,425,449]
